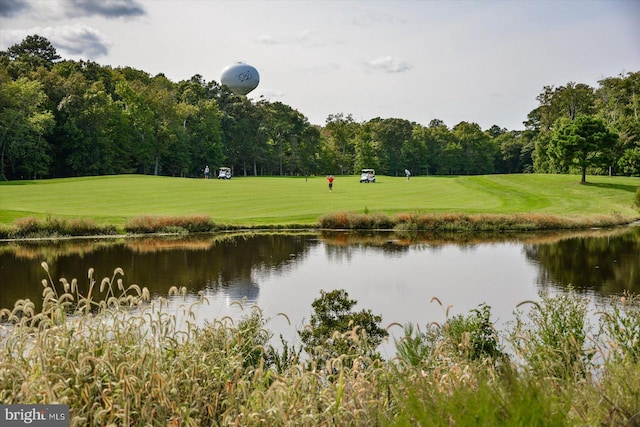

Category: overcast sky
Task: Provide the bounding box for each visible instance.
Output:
[1,0,639,130]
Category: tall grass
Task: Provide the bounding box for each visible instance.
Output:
[318,211,631,231]
[123,214,219,234]
[0,216,118,239]
[6,211,631,240]
[1,267,640,426]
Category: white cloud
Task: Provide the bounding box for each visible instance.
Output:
[367,56,411,73]
[0,24,110,58]
[256,34,279,45]
[51,24,110,57]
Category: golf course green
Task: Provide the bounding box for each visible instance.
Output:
[1,174,639,228]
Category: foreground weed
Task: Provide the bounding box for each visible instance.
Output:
[395,300,506,369]
[510,290,595,383]
[3,269,640,426]
[598,292,640,363]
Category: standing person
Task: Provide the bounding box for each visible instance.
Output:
[327,174,334,192]
[204,165,210,179]
[405,168,411,181]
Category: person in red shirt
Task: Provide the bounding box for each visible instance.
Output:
[327,175,334,192]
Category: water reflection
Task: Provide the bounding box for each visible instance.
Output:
[524,226,640,295]
[1,228,638,330]
[0,232,317,310]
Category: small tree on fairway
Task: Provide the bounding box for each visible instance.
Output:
[552,115,618,183]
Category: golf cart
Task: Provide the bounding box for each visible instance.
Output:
[359,168,376,183]
[218,167,232,179]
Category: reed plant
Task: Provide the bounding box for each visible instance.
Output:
[123,214,219,234]
[319,211,630,232]
[2,266,640,425]
[0,216,117,239]
[317,211,395,230]
[510,290,595,383]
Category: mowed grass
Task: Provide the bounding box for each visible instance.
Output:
[1,173,639,227]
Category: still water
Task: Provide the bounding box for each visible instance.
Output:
[1,227,639,354]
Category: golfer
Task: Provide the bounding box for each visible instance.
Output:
[327,175,334,192]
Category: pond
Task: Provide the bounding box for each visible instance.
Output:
[1,227,639,356]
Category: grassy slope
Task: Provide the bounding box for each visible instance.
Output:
[0,174,638,227]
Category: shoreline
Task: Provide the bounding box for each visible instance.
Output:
[1,212,638,242]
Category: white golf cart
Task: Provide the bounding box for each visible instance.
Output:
[359,168,376,183]
[217,167,232,179]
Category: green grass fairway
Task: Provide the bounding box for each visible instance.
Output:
[1,174,639,227]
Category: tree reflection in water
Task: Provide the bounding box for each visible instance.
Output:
[1,227,638,316]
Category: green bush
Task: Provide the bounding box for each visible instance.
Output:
[298,289,388,367]
[599,292,640,363]
[395,303,506,369]
[510,290,594,382]
[444,303,506,363]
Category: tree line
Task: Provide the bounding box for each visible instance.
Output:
[1,35,639,181]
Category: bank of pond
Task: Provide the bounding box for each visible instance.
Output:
[1,210,636,240]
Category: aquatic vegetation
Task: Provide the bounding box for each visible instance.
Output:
[319,211,631,232]
[1,216,117,239]
[124,214,218,234]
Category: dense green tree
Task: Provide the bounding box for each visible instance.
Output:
[494,131,532,173]
[2,34,639,181]
[0,77,54,179]
[424,119,453,175]
[57,78,129,176]
[185,100,224,176]
[551,116,618,183]
[451,121,496,174]
[324,113,357,175]
[259,100,309,176]
[372,117,413,175]
[116,80,157,174]
[402,126,428,176]
[353,121,381,172]
[596,72,640,176]
[215,89,263,175]
[525,83,596,133]
[1,34,61,78]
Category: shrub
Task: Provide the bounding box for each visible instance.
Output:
[298,289,388,367]
[394,322,440,367]
[124,214,215,234]
[598,292,640,363]
[395,303,506,369]
[510,290,594,382]
[8,216,117,238]
[318,211,392,230]
[443,303,506,363]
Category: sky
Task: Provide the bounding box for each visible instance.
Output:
[1,0,639,131]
